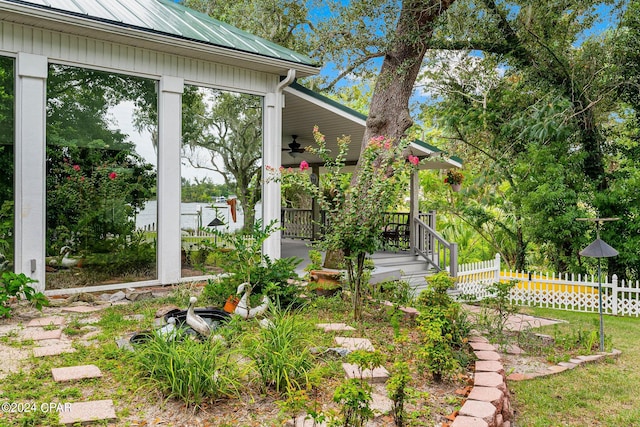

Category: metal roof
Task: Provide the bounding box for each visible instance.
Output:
[4,0,316,67]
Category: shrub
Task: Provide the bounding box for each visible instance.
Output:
[0,272,48,317]
[134,330,242,409]
[416,274,471,382]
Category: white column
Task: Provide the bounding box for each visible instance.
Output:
[262,91,283,259]
[409,169,420,255]
[15,53,47,292]
[157,76,184,285]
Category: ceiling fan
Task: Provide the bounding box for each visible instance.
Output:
[282,135,305,158]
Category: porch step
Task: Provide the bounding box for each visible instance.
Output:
[373,253,430,275]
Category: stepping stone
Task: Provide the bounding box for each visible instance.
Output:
[469,342,495,351]
[473,372,504,389]
[474,350,501,361]
[62,306,106,313]
[558,361,578,369]
[58,399,116,425]
[451,415,489,427]
[569,358,585,365]
[33,344,76,357]
[547,365,568,374]
[576,354,604,362]
[505,344,525,355]
[475,360,504,373]
[20,328,62,341]
[458,400,497,425]
[316,323,356,332]
[291,414,326,427]
[334,337,375,352]
[342,363,389,383]
[468,335,490,343]
[467,386,504,407]
[26,316,65,328]
[370,392,393,414]
[52,365,102,382]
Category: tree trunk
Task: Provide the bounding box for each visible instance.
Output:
[361,0,457,151]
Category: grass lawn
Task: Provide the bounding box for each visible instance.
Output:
[510,307,640,426]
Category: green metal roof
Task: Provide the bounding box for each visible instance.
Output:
[6,0,315,66]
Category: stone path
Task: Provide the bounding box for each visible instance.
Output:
[0,305,116,425]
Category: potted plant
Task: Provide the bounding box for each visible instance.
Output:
[444,170,464,192]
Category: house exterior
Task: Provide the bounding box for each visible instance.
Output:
[0,0,320,292]
[0,0,461,293]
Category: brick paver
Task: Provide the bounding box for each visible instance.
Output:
[52,365,102,382]
[334,337,375,352]
[20,328,62,341]
[316,323,356,332]
[62,306,106,313]
[474,350,501,361]
[58,399,116,425]
[342,362,389,383]
[33,344,76,357]
[26,316,65,328]
[451,415,489,427]
[475,360,504,372]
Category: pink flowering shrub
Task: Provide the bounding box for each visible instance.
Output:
[269,126,420,320]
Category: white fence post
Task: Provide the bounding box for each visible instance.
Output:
[612,274,618,316]
[495,253,501,283]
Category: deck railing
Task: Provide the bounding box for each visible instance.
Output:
[414,217,458,277]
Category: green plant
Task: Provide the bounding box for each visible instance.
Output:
[0,272,48,317]
[444,169,464,185]
[387,361,411,427]
[243,306,315,393]
[203,218,280,311]
[304,249,323,276]
[272,128,420,322]
[373,279,413,306]
[416,302,470,382]
[133,329,242,409]
[416,272,455,308]
[331,378,374,427]
[475,280,518,345]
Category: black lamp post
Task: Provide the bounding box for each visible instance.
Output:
[577,217,619,352]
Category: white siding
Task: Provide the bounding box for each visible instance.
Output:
[0,21,279,92]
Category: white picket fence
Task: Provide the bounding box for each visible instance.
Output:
[454,254,640,317]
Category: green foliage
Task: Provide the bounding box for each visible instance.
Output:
[252,256,304,308]
[85,231,156,275]
[0,272,48,318]
[0,201,13,270]
[304,250,324,276]
[181,177,230,203]
[416,272,455,308]
[475,280,519,345]
[46,64,157,260]
[331,378,374,427]
[387,361,412,427]
[242,306,315,393]
[274,127,420,321]
[372,279,413,306]
[416,278,470,382]
[133,330,242,409]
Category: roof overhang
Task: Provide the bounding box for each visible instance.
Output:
[281,83,462,170]
[0,1,320,77]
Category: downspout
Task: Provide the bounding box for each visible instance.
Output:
[277,69,296,92]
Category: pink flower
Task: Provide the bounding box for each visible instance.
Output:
[73,164,81,171]
[408,155,420,166]
[299,160,309,171]
[383,141,391,150]
[108,172,117,180]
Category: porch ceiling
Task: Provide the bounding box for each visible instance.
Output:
[281,83,462,170]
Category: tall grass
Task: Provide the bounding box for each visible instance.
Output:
[243,307,316,393]
[134,331,242,409]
